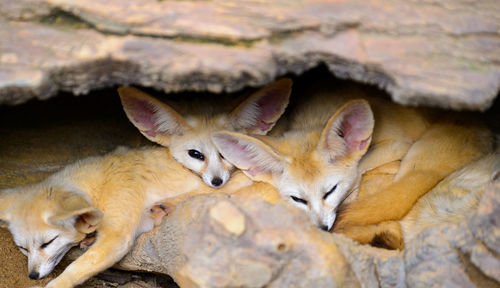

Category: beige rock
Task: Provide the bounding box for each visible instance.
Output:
[0,0,499,110]
[118,193,350,288]
[209,201,246,236]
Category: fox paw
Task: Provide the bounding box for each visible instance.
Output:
[150,201,175,225]
[79,232,96,250]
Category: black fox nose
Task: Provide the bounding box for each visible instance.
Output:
[211,177,223,187]
[29,271,40,280]
[320,225,330,231]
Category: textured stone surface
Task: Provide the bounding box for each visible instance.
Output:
[1,0,500,110]
[117,193,350,288]
[118,153,500,287]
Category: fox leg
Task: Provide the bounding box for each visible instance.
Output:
[335,122,491,229]
[149,201,176,225]
[79,232,97,251]
[42,215,142,288]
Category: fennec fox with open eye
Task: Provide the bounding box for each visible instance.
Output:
[0,146,255,288]
[212,84,493,247]
[0,79,291,288]
[118,79,292,188]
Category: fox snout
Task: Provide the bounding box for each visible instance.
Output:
[211,177,223,187]
[202,172,229,188]
[319,225,330,232]
[311,210,336,232]
[29,271,40,280]
[28,254,57,280]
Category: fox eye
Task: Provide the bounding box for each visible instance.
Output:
[188,149,205,161]
[323,185,337,200]
[290,195,308,205]
[41,235,58,249]
[219,153,225,160]
[19,246,28,252]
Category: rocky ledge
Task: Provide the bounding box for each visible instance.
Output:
[1,0,500,110]
[110,154,499,287]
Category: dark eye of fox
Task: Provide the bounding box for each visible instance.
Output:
[188,149,205,161]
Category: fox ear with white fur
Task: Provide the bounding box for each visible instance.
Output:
[212,131,285,183]
[318,100,374,162]
[49,191,103,234]
[228,78,292,135]
[118,87,191,146]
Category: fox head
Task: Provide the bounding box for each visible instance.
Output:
[212,100,374,231]
[0,186,102,280]
[118,79,291,188]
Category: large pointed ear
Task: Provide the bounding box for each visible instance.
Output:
[118,87,191,146]
[49,192,103,234]
[212,131,285,182]
[318,100,374,162]
[227,78,292,135]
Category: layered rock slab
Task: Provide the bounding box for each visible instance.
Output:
[1,0,500,110]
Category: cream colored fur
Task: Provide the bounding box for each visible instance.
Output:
[118,79,291,188]
[401,152,499,242]
[0,147,259,288]
[213,83,494,248]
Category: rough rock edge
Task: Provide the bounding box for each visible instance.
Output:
[1,0,499,110]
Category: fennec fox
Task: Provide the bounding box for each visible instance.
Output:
[401,152,499,243]
[118,79,291,188]
[212,84,493,241]
[0,146,255,288]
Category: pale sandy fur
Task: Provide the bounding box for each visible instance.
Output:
[118,79,291,189]
[214,83,494,248]
[0,147,254,288]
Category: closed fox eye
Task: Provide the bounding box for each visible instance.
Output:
[323,184,337,200]
[41,235,59,249]
[290,195,308,205]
